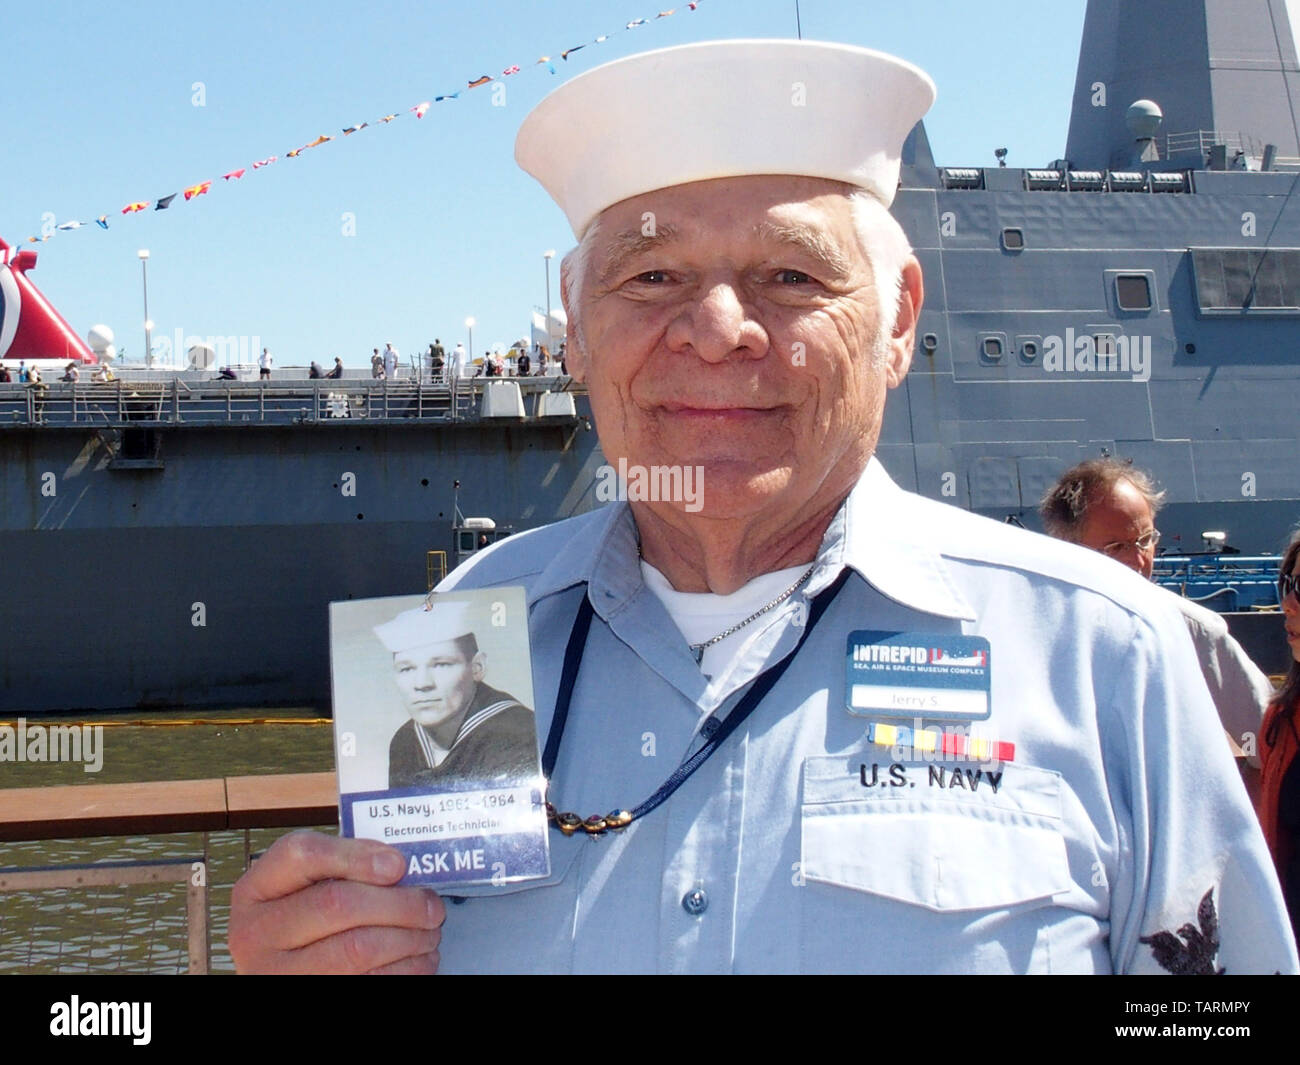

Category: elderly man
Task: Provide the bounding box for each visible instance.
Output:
[1041,457,1275,764]
[229,40,1295,975]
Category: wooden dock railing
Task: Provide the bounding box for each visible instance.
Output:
[0,771,337,841]
[0,772,338,974]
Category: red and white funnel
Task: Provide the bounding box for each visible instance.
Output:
[0,237,96,364]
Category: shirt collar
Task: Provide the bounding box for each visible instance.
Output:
[526,457,976,624]
[830,457,977,622]
[527,500,637,605]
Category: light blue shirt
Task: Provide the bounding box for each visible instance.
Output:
[436,459,1298,974]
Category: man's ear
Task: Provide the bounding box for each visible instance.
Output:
[560,250,587,383]
[471,651,486,682]
[885,256,924,388]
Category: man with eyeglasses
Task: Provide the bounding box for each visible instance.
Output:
[1041,457,1274,768]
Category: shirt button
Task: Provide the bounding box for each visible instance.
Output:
[681,888,708,916]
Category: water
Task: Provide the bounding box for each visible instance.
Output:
[0,708,336,973]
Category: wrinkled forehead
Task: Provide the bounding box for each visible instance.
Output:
[587,175,866,270]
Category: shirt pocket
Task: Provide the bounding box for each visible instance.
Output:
[801,755,1070,912]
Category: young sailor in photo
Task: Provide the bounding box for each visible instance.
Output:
[374,600,537,788]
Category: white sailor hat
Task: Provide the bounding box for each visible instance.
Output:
[515,38,935,238]
[373,600,474,655]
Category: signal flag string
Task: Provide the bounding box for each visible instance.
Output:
[23,4,704,248]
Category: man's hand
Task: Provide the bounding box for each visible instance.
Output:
[229,831,445,974]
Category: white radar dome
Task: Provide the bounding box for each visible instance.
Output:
[87,324,115,360]
[187,342,216,370]
[1126,99,1163,140]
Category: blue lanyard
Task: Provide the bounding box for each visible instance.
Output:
[541,568,850,835]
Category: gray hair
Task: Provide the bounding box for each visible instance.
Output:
[561,184,913,366]
[1039,457,1167,541]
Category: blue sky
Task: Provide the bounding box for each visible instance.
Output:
[4,0,1085,366]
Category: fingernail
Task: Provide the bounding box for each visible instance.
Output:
[427,891,445,927]
[373,850,405,879]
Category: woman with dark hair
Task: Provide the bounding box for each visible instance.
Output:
[1260,531,1300,934]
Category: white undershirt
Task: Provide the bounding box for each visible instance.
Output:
[640,559,812,677]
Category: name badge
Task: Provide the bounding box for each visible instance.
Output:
[845,631,991,721]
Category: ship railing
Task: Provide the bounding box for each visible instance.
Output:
[0,376,584,428]
[1163,129,1264,164]
[1152,553,1283,610]
[0,771,335,974]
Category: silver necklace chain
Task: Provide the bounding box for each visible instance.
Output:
[687,565,816,662]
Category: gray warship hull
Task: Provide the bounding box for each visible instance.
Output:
[0,379,606,712]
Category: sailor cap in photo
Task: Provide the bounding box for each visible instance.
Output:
[374,600,474,655]
[515,38,936,238]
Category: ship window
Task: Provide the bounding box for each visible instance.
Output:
[982,337,1004,359]
[1191,247,1300,315]
[1115,274,1152,311]
[1001,227,1025,251]
[458,531,475,552]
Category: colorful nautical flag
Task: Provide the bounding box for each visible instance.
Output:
[32,3,707,249]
